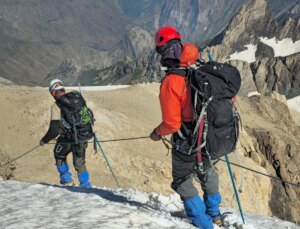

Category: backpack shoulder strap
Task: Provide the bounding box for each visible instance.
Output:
[166,68,188,78]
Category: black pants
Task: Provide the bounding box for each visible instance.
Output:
[171,149,219,200]
[54,136,88,174]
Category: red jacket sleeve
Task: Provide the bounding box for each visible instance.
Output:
[156,75,185,136]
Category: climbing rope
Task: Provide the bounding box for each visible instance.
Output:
[218,158,300,188]
[45,136,150,145]
[1,137,299,189]
[0,145,40,168]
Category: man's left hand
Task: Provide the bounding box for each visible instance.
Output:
[150,129,161,141]
[39,140,45,146]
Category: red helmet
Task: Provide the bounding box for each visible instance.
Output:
[155,26,181,47]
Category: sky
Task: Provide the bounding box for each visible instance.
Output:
[0,179,299,229]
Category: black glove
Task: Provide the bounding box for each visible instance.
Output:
[150,128,161,141]
[39,139,45,146]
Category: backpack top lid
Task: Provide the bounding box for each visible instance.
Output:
[56,91,86,112]
[196,61,241,98]
[180,43,199,67]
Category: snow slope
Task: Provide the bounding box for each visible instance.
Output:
[0,180,299,229]
[229,44,257,63]
[260,37,300,57]
[287,95,300,113]
[229,37,300,63]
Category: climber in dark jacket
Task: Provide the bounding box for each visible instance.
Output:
[40,79,92,187]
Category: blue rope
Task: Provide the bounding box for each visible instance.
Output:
[225,154,246,224]
[94,135,120,188]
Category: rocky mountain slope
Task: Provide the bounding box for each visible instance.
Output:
[0,0,299,86]
[208,0,299,61]
[81,0,300,87]
[0,0,135,50]
[238,95,300,223]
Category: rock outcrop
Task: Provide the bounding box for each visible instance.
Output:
[227,53,300,99]
[206,0,300,63]
[0,149,15,180]
[46,59,80,85]
[251,53,300,98]
[277,17,300,40]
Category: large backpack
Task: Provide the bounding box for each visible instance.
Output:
[175,61,241,165]
[56,91,94,143]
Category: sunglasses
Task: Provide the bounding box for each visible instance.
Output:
[51,88,65,96]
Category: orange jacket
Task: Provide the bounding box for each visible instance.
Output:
[156,73,193,136]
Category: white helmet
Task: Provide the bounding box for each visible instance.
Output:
[49,79,64,95]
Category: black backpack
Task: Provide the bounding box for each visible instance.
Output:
[174,61,241,162]
[56,91,94,143]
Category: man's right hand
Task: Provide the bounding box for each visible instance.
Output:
[150,128,161,141]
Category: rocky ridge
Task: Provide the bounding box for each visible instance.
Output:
[83,0,300,86]
[208,0,299,62]
[228,53,300,99]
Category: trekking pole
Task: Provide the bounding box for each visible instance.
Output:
[225,154,245,224]
[94,134,120,188]
[78,82,83,96]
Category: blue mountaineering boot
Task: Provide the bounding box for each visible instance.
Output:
[183,196,214,229]
[57,163,74,186]
[204,192,222,226]
[78,171,92,188]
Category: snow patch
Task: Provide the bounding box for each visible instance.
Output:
[287,95,300,113]
[259,37,300,57]
[0,180,299,229]
[247,91,261,98]
[44,85,130,92]
[228,37,300,63]
[66,85,129,91]
[229,44,257,63]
